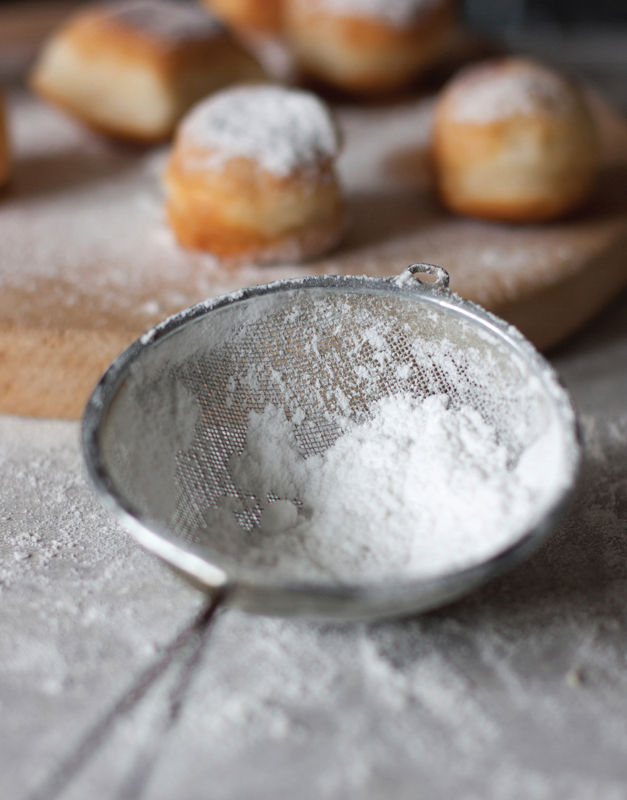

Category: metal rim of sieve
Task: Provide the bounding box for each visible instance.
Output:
[82,265,581,620]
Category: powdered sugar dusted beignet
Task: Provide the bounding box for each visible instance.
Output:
[203,0,284,35]
[0,92,10,187]
[284,0,455,93]
[433,58,599,222]
[31,0,263,143]
[164,85,345,263]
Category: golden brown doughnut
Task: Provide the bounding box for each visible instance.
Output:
[203,0,284,35]
[164,85,345,263]
[30,0,263,143]
[0,92,10,188]
[432,58,599,222]
[284,0,455,94]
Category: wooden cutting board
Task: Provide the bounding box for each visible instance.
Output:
[1,89,626,419]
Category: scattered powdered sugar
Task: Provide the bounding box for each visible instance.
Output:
[104,0,224,41]
[446,59,580,124]
[203,393,566,582]
[306,0,445,26]
[180,86,340,177]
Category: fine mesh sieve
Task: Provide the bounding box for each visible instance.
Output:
[82,265,580,620]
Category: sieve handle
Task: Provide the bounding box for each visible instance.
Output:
[396,263,450,291]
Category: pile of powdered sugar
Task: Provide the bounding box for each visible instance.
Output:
[202,392,567,582]
[447,60,580,124]
[180,86,340,176]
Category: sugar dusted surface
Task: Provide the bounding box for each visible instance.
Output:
[104,0,225,41]
[179,85,340,177]
[446,59,582,124]
[306,0,445,26]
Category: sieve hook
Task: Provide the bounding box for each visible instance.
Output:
[396,263,450,291]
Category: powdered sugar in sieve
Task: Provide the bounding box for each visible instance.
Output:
[83,265,579,619]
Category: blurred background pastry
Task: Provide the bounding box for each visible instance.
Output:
[30,0,263,142]
[164,85,344,263]
[283,0,456,94]
[432,57,599,222]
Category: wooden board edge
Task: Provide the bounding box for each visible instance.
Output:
[0,324,140,419]
[493,229,627,351]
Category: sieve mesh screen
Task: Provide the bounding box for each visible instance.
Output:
[144,290,545,552]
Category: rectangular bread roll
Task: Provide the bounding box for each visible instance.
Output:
[30,0,263,142]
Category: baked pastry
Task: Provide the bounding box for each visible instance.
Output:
[164,85,344,262]
[432,58,599,222]
[203,0,284,35]
[283,0,455,94]
[0,92,10,188]
[30,0,263,143]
